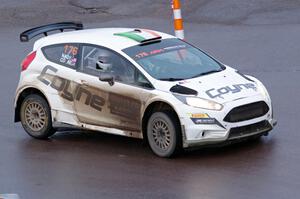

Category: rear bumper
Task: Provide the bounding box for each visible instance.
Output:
[182,118,277,148]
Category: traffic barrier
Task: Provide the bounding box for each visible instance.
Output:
[172,0,184,39]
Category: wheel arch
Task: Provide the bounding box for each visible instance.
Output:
[14,87,51,122]
[141,100,181,142]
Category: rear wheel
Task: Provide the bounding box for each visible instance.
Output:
[147,111,181,157]
[20,94,55,139]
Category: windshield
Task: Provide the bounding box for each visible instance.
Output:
[123,38,223,81]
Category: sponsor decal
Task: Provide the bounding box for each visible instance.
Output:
[60,44,78,66]
[205,83,257,99]
[188,113,209,118]
[109,93,141,122]
[189,113,218,125]
[189,116,224,127]
[191,118,216,124]
[37,66,141,121]
[38,65,105,112]
[132,45,186,60]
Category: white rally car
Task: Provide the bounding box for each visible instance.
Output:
[14,22,276,157]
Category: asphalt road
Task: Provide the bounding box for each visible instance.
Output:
[0,1,300,199]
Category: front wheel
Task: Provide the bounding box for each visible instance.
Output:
[20,94,56,139]
[147,111,182,157]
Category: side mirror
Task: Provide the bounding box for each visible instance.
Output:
[99,73,114,86]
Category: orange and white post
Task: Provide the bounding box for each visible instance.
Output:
[172,0,184,39]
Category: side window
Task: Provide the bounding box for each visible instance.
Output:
[42,44,79,69]
[80,45,136,84]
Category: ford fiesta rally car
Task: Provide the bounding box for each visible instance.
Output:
[14,22,277,157]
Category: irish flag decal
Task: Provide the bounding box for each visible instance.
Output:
[114,29,161,43]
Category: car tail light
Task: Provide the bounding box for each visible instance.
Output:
[21,51,36,71]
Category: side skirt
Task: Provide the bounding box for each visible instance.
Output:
[53,121,143,139]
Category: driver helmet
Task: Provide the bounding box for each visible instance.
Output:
[95,50,113,71]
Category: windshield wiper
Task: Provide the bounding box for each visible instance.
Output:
[191,69,222,78]
[159,78,185,81]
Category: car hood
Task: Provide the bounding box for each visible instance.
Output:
[159,68,260,104]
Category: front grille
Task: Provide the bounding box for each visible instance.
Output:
[228,120,272,140]
[224,101,269,122]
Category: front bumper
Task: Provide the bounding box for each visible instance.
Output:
[173,92,276,148]
[182,118,277,148]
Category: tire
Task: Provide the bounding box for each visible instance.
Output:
[20,94,56,139]
[147,111,182,157]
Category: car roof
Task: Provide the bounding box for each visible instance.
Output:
[33,28,175,51]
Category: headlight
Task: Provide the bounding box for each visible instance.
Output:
[185,97,223,111]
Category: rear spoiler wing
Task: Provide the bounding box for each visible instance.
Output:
[20,22,84,42]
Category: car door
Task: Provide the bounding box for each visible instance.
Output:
[73,44,153,132]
